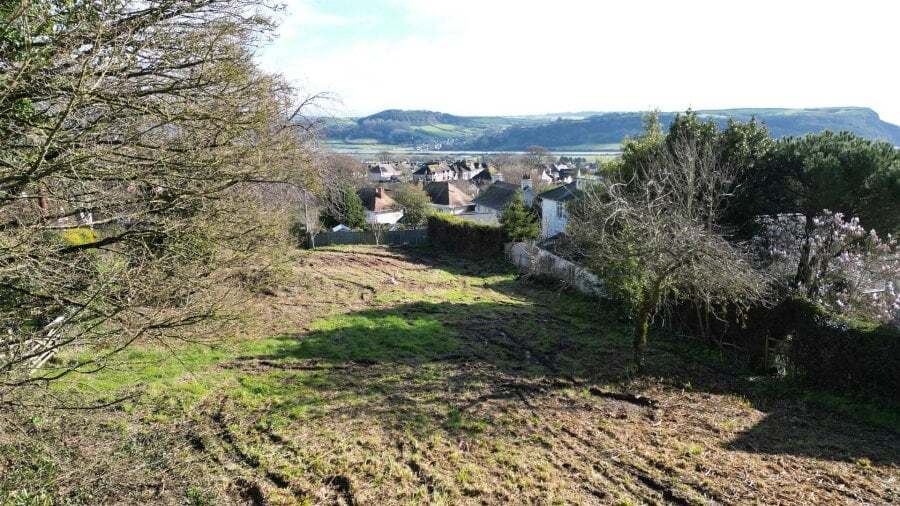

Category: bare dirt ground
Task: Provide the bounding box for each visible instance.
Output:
[2,246,898,505]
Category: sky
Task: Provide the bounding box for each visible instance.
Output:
[257,0,900,125]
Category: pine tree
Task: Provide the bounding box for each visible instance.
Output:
[500,190,540,242]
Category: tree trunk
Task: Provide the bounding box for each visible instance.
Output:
[794,214,816,290]
[633,298,652,370]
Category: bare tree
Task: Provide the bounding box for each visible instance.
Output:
[569,133,770,368]
[0,0,322,403]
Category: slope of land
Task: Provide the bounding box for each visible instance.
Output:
[324,107,900,152]
[2,246,898,504]
[323,109,540,148]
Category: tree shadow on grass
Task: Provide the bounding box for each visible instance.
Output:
[228,297,634,437]
[724,401,900,466]
[253,245,900,464]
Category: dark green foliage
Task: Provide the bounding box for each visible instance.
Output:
[427,214,506,258]
[782,299,900,397]
[738,131,900,234]
[666,110,719,150]
[619,112,665,181]
[666,297,900,397]
[344,188,367,229]
[620,110,772,182]
[327,107,900,151]
[459,107,900,151]
[499,191,539,242]
[323,185,366,229]
[392,183,431,228]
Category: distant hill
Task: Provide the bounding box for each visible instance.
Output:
[324,109,537,147]
[324,107,900,151]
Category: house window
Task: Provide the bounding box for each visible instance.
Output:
[556,201,566,218]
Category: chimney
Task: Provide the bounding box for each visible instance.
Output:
[375,187,384,198]
[521,173,532,191]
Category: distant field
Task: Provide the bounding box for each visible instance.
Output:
[3,245,897,504]
[324,140,622,158]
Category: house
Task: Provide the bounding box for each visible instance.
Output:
[367,163,399,183]
[472,182,520,222]
[470,165,503,188]
[412,161,455,183]
[424,181,476,214]
[537,170,554,185]
[357,187,404,225]
[449,160,489,181]
[519,173,537,207]
[537,175,600,238]
[536,180,582,238]
[542,163,576,184]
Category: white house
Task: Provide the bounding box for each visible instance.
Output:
[367,163,399,183]
[358,187,404,225]
[449,160,490,181]
[536,176,598,238]
[412,161,455,183]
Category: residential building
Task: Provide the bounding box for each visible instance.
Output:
[542,163,576,184]
[519,173,537,207]
[367,163,399,183]
[424,181,476,214]
[450,160,490,181]
[412,161,455,183]
[473,182,520,222]
[470,164,503,188]
[358,187,404,225]
[536,173,600,238]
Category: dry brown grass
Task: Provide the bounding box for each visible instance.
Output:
[2,245,898,505]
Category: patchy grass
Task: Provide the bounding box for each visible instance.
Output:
[2,245,898,505]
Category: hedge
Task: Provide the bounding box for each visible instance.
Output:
[665,297,900,398]
[426,213,506,258]
[782,299,900,398]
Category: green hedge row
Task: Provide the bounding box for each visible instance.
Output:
[668,297,900,398]
[780,298,900,398]
[426,213,506,258]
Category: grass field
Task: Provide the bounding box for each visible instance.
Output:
[2,246,898,505]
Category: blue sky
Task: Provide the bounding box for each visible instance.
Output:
[258,0,900,124]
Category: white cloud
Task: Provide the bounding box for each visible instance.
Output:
[261,0,900,124]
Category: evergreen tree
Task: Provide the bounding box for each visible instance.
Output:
[500,191,540,242]
[342,186,367,229]
[323,184,366,229]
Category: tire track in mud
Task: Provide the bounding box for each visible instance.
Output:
[528,403,711,506]
[187,397,310,504]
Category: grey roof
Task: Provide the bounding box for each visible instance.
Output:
[470,166,501,184]
[537,181,582,203]
[473,182,519,211]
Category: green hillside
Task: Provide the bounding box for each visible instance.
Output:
[324,107,900,151]
[324,110,544,148]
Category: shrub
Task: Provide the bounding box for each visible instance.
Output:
[499,190,539,242]
[784,299,900,397]
[427,213,506,258]
[664,296,900,397]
